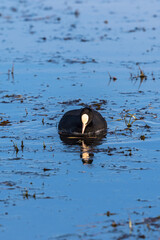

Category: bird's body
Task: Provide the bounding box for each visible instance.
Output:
[58,107,107,137]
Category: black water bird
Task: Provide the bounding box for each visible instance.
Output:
[58,107,107,137]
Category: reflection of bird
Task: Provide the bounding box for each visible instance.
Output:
[58,107,107,137]
[81,140,93,164]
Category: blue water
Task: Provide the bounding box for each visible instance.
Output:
[0,0,160,239]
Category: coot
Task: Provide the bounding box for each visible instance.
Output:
[58,107,107,137]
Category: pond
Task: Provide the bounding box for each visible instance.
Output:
[0,0,160,239]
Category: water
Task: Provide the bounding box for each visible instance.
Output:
[0,0,160,239]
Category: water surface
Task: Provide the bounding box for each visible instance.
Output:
[0,0,160,239]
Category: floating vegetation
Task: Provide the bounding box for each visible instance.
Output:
[58,99,81,105]
[124,113,137,128]
[130,67,148,88]
[43,168,52,172]
[21,140,24,151]
[3,94,23,100]
[104,211,116,217]
[128,27,146,33]
[139,67,147,80]
[11,140,19,154]
[23,190,29,199]
[89,99,107,110]
[135,215,160,227]
[117,110,137,128]
[129,218,133,231]
[74,9,80,18]
[25,108,28,116]
[108,72,117,85]
[111,221,118,227]
[104,20,109,24]
[140,135,146,140]
[65,58,97,64]
[7,63,14,79]
[11,63,14,77]
[0,120,11,126]
[0,181,16,187]
[23,190,36,199]
[43,141,46,149]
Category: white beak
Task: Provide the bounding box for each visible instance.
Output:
[81,114,89,134]
[82,123,86,134]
